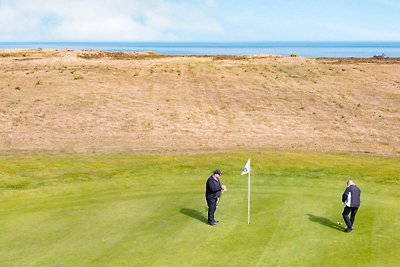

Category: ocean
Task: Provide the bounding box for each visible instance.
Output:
[1,42,400,58]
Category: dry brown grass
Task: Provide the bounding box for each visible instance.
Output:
[0,50,399,155]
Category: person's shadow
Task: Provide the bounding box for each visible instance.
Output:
[180,208,208,224]
[307,214,344,231]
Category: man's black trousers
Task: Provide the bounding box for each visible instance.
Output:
[342,206,359,229]
[206,197,217,223]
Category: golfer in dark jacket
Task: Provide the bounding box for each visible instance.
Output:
[342,180,361,232]
[205,170,226,226]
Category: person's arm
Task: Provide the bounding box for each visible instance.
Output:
[208,179,222,193]
[342,187,350,203]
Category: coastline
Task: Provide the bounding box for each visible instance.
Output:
[1,41,400,58]
[2,47,400,62]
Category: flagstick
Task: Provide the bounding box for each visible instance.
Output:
[247,171,250,224]
[241,158,251,224]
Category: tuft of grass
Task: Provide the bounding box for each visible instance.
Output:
[35,80,42,86]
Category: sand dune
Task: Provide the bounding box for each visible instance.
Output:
[0,50,399,155]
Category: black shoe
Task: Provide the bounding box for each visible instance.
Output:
[344,228,352,233]
[208,222,217,226]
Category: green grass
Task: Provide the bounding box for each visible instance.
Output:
[0,150,399,266]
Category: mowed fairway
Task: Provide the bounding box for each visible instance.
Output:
[0,151,399,266]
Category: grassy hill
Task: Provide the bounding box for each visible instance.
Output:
[0,50,399,155]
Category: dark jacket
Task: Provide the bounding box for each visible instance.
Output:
[205,175,222,199]
[342,184,361,208]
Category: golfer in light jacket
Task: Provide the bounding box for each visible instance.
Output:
[342,180,361,232]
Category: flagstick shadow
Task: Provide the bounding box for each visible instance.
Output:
[307,214,344,231]
[180,208,208,224]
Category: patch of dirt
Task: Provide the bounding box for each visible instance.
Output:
[77,50,163,60]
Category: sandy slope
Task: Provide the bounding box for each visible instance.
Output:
[0,50,399,155]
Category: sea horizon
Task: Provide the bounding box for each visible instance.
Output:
[1,41,400,58]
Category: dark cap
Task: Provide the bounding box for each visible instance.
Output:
[213,169,223,175]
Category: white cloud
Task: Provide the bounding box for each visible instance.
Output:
[2,0,399,42]
[0,0,223,41]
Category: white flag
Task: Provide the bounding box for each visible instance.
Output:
[241,158,250,175]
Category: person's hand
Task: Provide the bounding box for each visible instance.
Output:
[222,185,227,191]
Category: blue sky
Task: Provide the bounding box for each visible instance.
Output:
[0,0,399,42]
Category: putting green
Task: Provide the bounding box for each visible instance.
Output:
[0,151,399,266]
